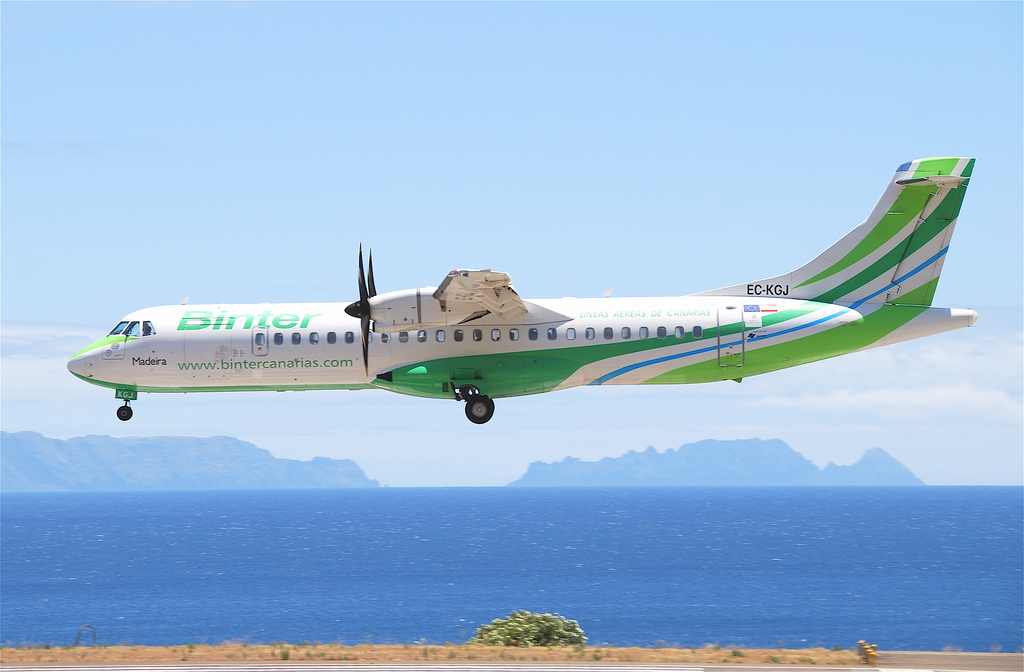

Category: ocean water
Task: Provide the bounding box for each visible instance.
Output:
[1,487,1020,651]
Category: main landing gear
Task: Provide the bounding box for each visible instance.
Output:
[116,402,133,422]
[453,384,495,424]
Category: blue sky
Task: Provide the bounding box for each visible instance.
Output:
[3,2,1021,486]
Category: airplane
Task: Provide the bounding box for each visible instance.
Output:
[68,157,978,424]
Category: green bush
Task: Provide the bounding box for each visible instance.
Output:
[469,610,586,647]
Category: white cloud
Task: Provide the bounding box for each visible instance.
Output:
[756,385,1021,423]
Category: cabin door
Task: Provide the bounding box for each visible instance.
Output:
[252,326,270,356]
[717,305,744,368]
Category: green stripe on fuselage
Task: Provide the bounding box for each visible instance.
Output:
[71,334,137,359]
[642,304,927,385]
[68,371,375,394]
[375,305,822,399]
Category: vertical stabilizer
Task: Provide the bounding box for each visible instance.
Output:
[696,157,974,307]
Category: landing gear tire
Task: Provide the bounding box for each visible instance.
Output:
[465,395,495,424]
[116,403,133,422]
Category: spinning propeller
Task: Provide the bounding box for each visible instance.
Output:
[344,245,377,375]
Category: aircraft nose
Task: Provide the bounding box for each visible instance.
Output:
[67,352,95,379]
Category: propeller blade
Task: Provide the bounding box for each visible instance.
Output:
[361,314,370,376]
[357,245,369,306]
[354,245,371,376]
[367,249,377,298]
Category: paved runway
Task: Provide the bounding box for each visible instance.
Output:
[2,658,1022,672]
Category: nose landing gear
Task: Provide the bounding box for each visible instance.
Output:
[453,384,495,424]
[114,389,137,421]
[116,402,133,422]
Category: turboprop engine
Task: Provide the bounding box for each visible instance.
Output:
[368,287,462,333]
[344,249,530,373]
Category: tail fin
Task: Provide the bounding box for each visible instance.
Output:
[697,157,974,307]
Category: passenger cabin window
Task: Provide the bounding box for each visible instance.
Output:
[566,327,576,340]
[603,327,614,340]
[310,332,320,345]
[675,326,685,339]
[454,329,464,342]
[417,330,427,343]
[586,327,595,340]
[327,332,337,344]
[436,330,445,342]
[124,321,140,337]
[399,332,409,343]
[142,321,156,336]
[255,332,267,346]
[344,331,354,344]
[657,326,667,339]
[291,332,301,345]
[639,327,649,339]
[693,325,703,339]
[109,321,129,336]
[274,333,284,345]
[380,333,390,344]
[547,327,557,340]
[621,327,631,339]
[491,329,501,342]
[529,328,539,341]
[509,329,519,341]
[473,329,482,342]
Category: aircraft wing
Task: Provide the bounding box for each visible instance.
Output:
[432,270,528,319]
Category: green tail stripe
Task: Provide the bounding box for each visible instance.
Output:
[796,158,971,291]
[809,182,965,305]
[913,157,961,177]
[810,234,913,304]
[891,277,940,306]
[898,181,967,260]
[797,186,933,288]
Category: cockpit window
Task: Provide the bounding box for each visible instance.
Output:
[124,321,141,337]
[109,321,130,336]
[142,321,156,336]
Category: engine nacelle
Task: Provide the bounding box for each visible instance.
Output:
[369,288,478,333]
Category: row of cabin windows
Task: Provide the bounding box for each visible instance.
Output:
[111,321,706,347]
[264,331,358,346]
[262,325,705,346]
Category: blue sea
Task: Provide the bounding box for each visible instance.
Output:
[1,487,1021,651]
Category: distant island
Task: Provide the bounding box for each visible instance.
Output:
[508,438,924,487]
[0,431,379,492]
[2,432,924,492]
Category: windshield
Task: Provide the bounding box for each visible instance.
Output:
[108,321,130,336]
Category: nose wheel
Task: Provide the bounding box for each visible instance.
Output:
[116,402,133,422]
